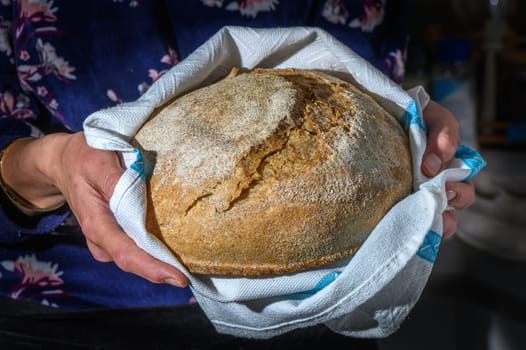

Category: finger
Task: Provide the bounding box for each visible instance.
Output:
[445,179,475,209]
[86,240,112,262]
[421,101,460,177]
[63,133,187,287]
[442,210,457,239]
[111,237,188,288]
[82,210,188,288]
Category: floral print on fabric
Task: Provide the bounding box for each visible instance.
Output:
[384,48,405,84]
[0,90,34,119]
[322,0,385,32]
[201,0,279,18]
[321,0,349,25]
[0,254,65,307]
[107,46,180,104]
[0,0,410,309]
[322,0,406,83]
[112,0,141,7]
[349,0,386,32]
[1,4,35,120]
[14,0,76,121]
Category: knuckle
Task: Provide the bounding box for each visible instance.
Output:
[115,252,165,283]
[113,251,133,273]
[440,133,459,158]
[79,218,96,240]
[86,241,111,262]
[465,187,476,205]
[456,182,476,208]
[102,170,123,199]
[91,250,111,263]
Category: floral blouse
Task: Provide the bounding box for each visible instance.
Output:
[0,0,409,309]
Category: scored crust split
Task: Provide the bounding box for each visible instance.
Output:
[132,68,413,276]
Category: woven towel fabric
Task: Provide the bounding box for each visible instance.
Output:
[83,26,486,339]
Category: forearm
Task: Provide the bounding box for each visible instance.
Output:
[0,131,71,241]
[1,134,67,216]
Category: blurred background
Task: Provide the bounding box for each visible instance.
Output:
[2,2,524,349]
[378,0,526,349]
[404,0,526,148]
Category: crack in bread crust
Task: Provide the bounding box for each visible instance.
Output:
[133,68,413,276]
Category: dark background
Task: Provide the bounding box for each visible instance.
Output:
[2,1,526,349]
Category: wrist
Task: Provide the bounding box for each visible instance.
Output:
[0,135,67,215]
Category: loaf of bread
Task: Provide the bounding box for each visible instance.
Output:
[132,68,413,276]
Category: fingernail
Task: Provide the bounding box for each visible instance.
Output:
[164,277,187,288]
[423,153,442,176]
[446,190,457,202]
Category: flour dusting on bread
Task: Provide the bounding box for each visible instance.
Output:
[133,68,412,276]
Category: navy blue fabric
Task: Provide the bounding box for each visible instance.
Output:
[0,0,409,309]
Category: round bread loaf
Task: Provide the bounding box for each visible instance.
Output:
[132,68,413,276]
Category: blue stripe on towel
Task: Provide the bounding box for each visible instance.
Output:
[455,145,487,181]
[130,148,147,181]
[285,271,342,300]
[401,100,426,130]
[417,230,441,263]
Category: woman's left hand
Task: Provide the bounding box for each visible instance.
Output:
[421,100,476,238]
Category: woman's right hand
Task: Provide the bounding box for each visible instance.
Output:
[2,132,187,288]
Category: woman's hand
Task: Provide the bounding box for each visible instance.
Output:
[2,132,187,287]
[421,101,476,238]
[3,101,474,279]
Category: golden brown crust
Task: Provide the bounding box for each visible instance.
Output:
[133,68,413,276]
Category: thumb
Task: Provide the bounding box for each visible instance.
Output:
[421,101,460,177]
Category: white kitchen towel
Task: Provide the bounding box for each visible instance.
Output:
[83,26,486,339]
